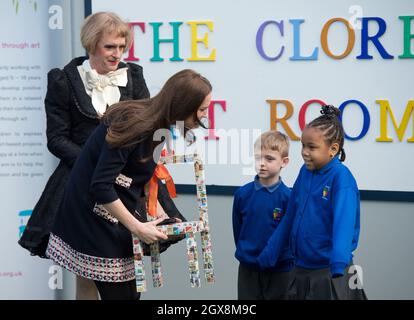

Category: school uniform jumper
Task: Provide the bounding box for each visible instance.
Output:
[258,157,367,299]
[46,123,159,282]
[233,176,294,299]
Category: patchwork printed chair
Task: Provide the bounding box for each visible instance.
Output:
[132,152,215,292]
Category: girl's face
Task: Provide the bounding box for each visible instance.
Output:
[184,92,212,129]
[89,32,126,74]
[301,127,338,171]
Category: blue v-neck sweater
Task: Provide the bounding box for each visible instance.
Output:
[233,177,294,272]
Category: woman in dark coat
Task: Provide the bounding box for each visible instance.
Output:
[18,12,183,299]
[46,69,212,300]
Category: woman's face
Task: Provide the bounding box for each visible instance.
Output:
[184,92,212,129]
[88,32,126,74]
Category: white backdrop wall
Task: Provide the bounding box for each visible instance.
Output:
[1,0,412,300]
[92,0,414,192]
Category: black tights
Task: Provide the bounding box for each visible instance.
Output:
[94,279,140,300]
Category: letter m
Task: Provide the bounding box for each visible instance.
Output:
[376,100,414,142]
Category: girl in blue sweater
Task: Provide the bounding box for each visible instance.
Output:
[258,105,367,300]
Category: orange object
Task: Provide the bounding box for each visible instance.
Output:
[147,164,177,217]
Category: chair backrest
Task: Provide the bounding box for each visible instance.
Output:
[158,153,208,227]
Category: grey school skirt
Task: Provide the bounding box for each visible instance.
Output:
[290,264,367,300]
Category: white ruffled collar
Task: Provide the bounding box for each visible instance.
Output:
[77,60,128,115]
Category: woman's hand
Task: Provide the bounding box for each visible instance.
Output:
[102,200,168,244]
[132,218,168,244]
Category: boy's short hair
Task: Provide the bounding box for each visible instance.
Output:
[254,131,289,157]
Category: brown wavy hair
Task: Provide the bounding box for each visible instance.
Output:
[102,69,212,149]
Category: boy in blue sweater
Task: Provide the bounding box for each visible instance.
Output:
[232,130,294,300]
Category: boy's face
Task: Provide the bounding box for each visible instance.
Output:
[254,148,289,181]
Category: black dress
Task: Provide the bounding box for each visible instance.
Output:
[47,123,161,282]
[19,57,182,257]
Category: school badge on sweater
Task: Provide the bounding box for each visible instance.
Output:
[322,185,331,200]
[273,208,283,221]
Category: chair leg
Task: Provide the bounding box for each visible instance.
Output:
[185,233,201,287]
[150,241,163,287]
[201,230,215,283]
[132,234,147,292]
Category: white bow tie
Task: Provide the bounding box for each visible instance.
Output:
[81,60,128,115]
